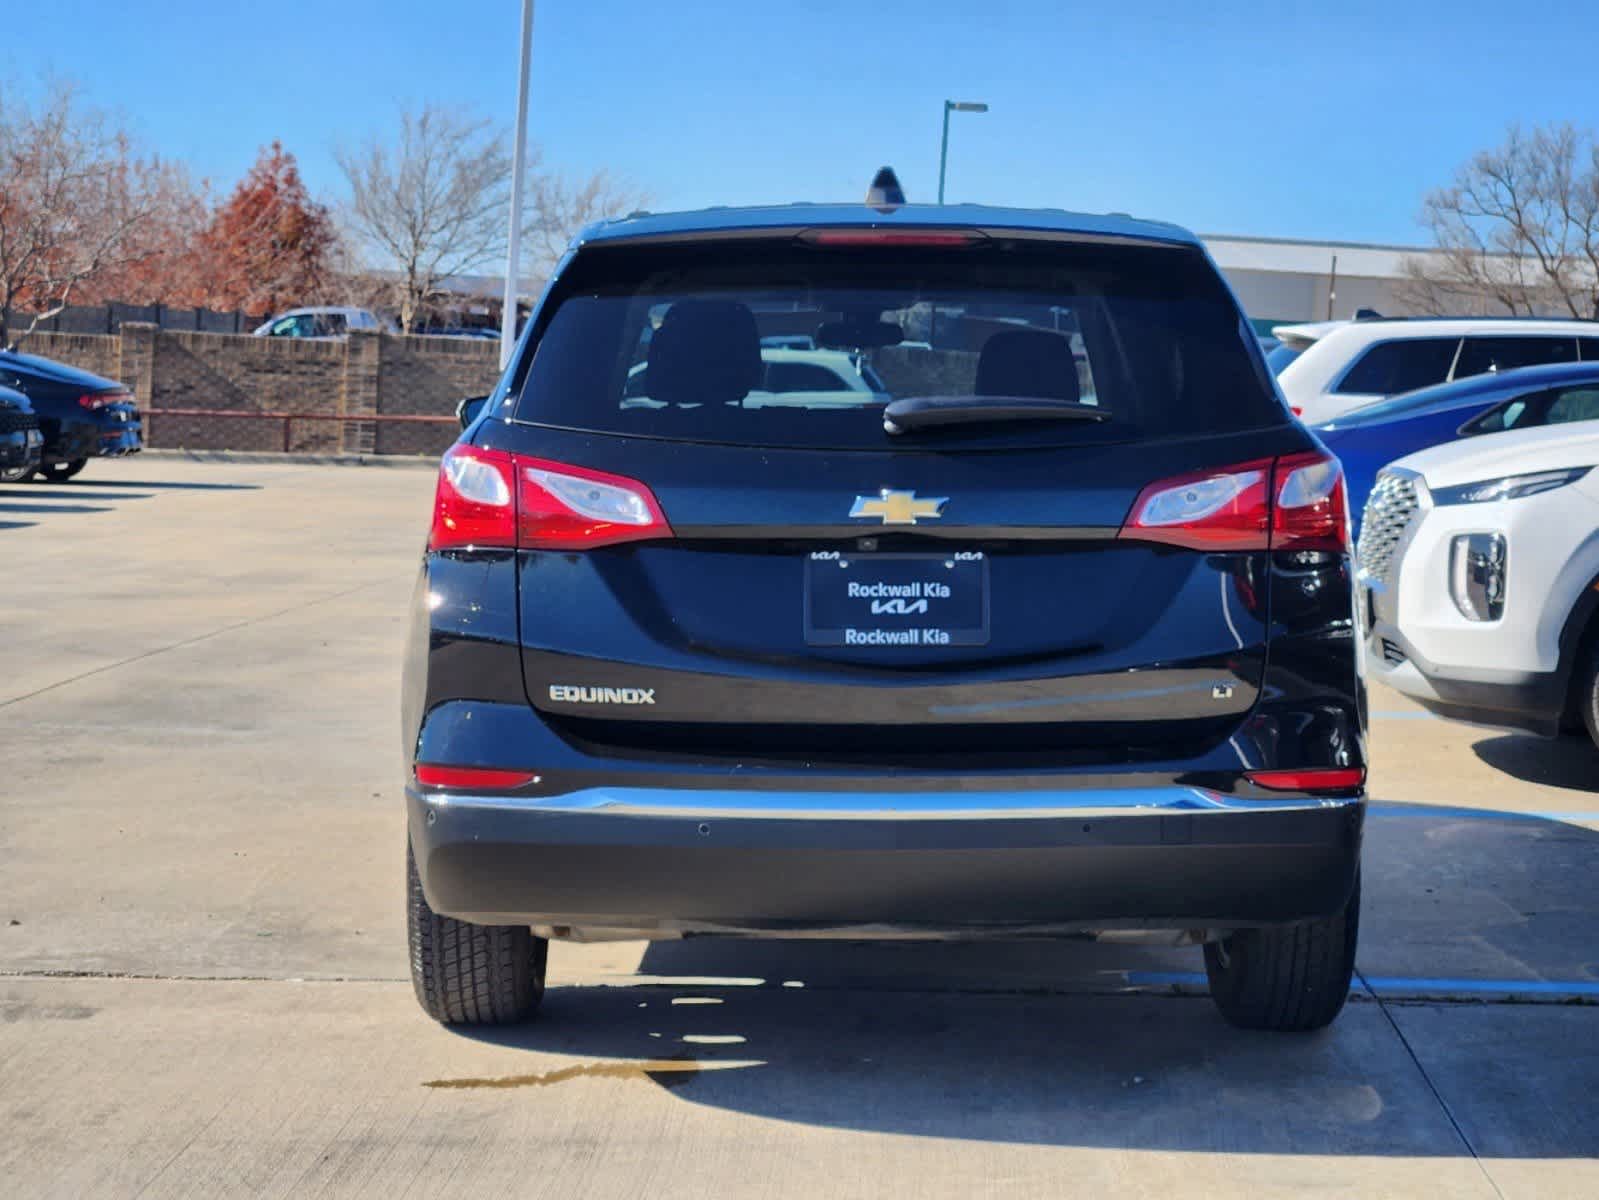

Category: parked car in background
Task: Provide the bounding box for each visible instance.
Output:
[0,385,43,483]
[405,195,1365,1035]
[1276,317,1599,425]
[1320,362,1599,535]
[252,306,393,338]
[0,350,142,481]
[1359,421,1599,743]
[625,346,887,403]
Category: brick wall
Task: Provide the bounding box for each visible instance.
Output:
[375,334,500,456]
[21,326,499,456]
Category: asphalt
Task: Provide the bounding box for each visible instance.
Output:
[2,457,1597,1198]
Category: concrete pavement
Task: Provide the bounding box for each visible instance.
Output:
[2,457,1597,1197]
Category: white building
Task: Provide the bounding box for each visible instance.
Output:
[1203,234,1443,329]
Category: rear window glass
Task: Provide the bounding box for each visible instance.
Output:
[1454,336,1577,377]
[510,239,1282,449]
[1335,338,1459,396]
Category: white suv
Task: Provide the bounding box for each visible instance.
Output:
[1276,318,1599,425]
[1359,421,1599,744]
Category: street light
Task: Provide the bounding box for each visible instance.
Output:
[937,100,988,205]
[501,0,536,370]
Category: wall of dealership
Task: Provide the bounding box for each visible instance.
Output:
[21,324,500,456]
[1204,234,1444,328]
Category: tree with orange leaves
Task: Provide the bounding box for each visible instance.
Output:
[198,142,339,314]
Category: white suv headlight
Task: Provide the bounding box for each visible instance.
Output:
[1431,467,1590,506]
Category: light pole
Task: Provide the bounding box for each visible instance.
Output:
[500,0,535,369]
[937,100,988,205]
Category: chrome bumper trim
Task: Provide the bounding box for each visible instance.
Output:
[411,784,1360,821]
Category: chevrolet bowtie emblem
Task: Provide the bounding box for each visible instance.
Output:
[849,490,948,525]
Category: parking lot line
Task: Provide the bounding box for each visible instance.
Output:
[1127,970,1599,1002]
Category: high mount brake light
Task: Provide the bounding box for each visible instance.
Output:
[800,229,985,248]
[1247,767,1365,793]
[1118,450,1348,553]
[428,445,673,552]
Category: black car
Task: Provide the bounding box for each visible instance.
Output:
[402,193,1366,1033]
[0,349,143,481]
[0,384,43,483]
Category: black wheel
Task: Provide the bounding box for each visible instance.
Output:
[407,841,546,1024]
[0,463,34,483]
[35,459,87,482]
[1204,873,1360,1032]
[1575,637,1599,751]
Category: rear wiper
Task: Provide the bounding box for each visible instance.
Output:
[882,394,1111,435]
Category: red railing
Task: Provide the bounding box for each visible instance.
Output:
[144,408,457,453]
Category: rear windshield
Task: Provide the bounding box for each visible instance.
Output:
[511,238,1283,449]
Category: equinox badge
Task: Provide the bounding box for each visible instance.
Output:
[850,490,947,525]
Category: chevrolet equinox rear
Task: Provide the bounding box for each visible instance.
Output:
[402,198,1366,1032]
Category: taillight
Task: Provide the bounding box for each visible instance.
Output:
[430,445,517,550]
[1119,451,1347,553]
[1247,767,1365,793]
[1271,451,1348,552]
[516,456,671,550]
[428,444,672,552]
[78,391,129,410]
[415,764,538,790]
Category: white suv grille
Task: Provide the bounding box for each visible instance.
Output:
[1357,472,1420,585]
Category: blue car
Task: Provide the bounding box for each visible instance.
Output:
[1315,361,1599,534]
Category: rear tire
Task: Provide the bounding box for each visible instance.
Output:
[1203,873,1359,1032]
[1575,639,1599,752]
[407,841,546,1024]
[35,459,86,482]
[0,463,34,483]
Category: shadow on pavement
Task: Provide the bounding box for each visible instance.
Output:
[65,478,262,491]
[0,502,112,515]
[6,488,156,502]
[437,802,1599,1156]
[1472,732,1599,792]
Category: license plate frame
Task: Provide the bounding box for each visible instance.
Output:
[803,550,990,648]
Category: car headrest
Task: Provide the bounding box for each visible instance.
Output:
[646,300,763,407]
[974,329,1080,404]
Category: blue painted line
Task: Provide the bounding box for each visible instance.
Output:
[1125,970,1599,999]
[1366,976,1599,997]
[1369,802,1599,824]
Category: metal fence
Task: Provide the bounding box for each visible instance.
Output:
[145,408,457,454]
[3,304,269,337]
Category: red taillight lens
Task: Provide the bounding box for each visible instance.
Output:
[415,764,538,790]
[1119,459,1273,551]
[428,446,672,552]
[1247,767,1365,793]
[1271,451,1348,552]
[1119,451,1347,554]
[78,391,129,410]
[515,456,672,550]
[429,445,517,550]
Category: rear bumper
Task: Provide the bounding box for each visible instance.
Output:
[43,415,142,463]
[408,784,1364,932]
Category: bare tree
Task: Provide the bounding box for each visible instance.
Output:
[335,105,510,332]
[522,163,649,288]
[1399,123,1599,318]
[0,80,184,347]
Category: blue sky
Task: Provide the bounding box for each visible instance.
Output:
[7,0,1597,245]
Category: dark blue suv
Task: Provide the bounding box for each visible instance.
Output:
[402,199,1365,1032]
